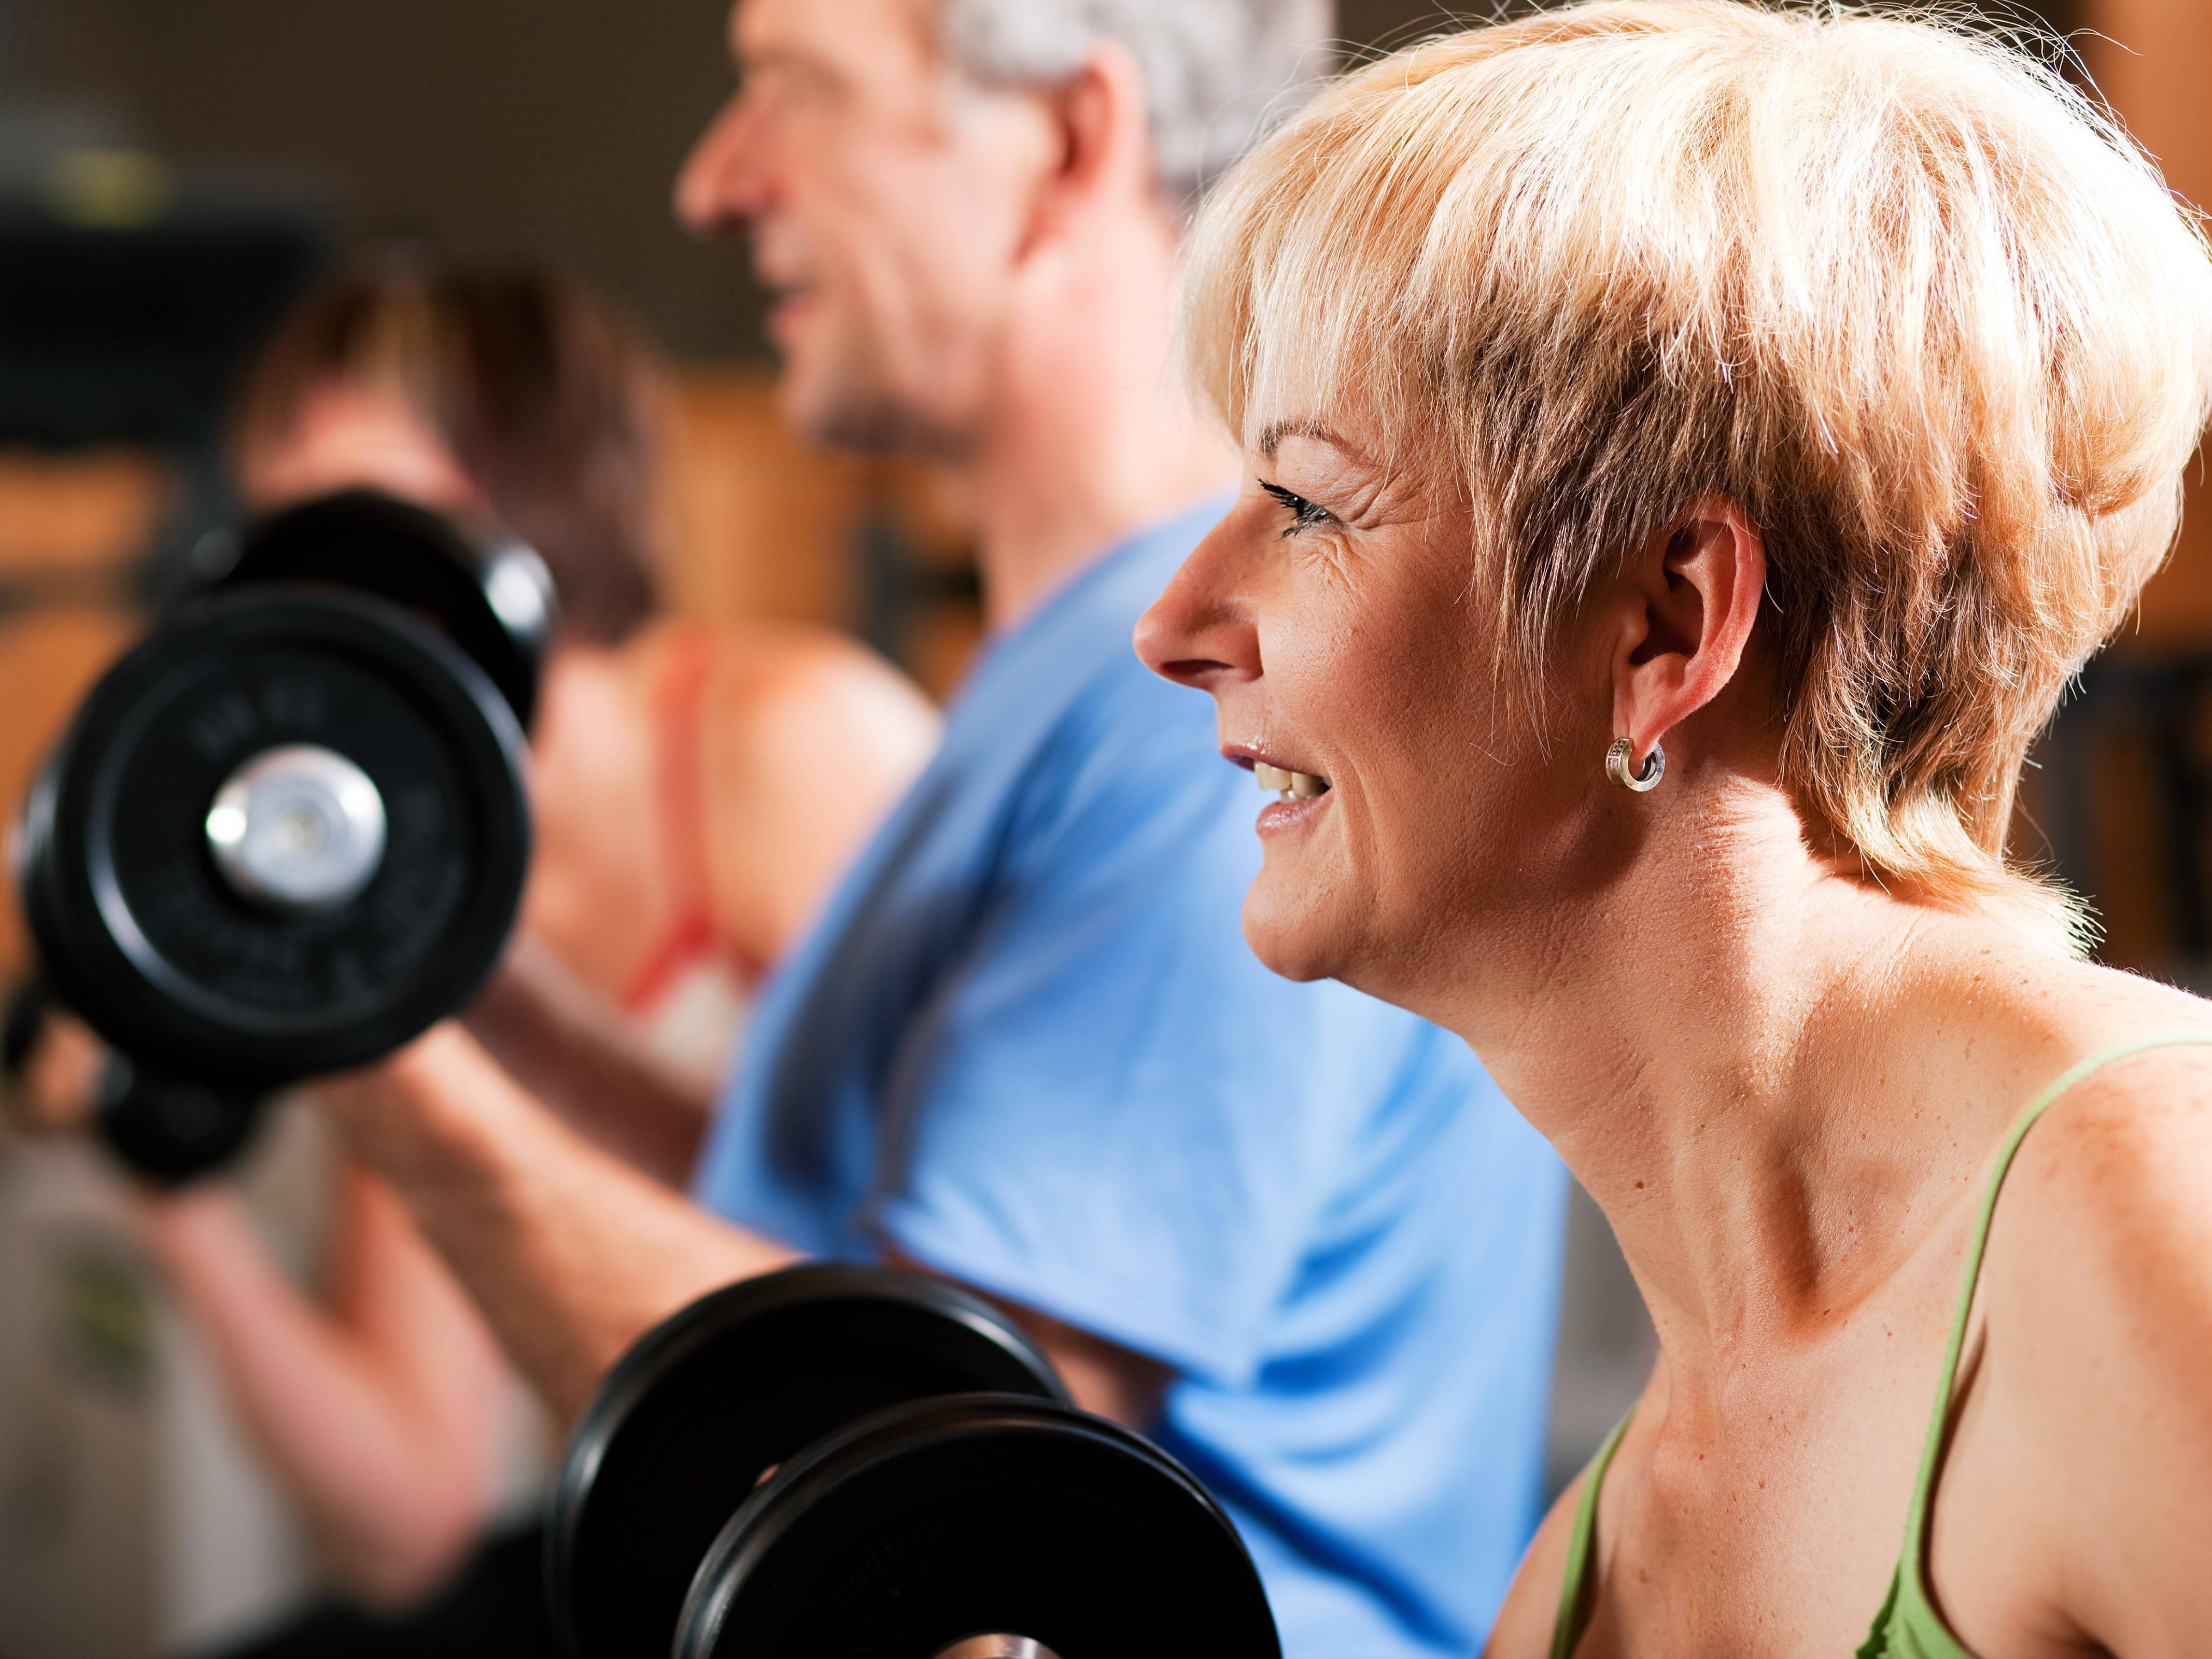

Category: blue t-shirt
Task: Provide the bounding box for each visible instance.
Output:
[694,502,1567,1658]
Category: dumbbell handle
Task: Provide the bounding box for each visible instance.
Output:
[930,1640,1064,1659]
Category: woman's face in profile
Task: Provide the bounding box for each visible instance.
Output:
[1138,429,1593,1011]
[237,379,483,518]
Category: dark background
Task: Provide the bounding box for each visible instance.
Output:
[2,0,2074,364]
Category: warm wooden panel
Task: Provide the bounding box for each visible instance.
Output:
[655,374,983,696]
[2084,0,2212,647]
[0,607,141,980]
[655,375,869,630]
[0,451,171,578]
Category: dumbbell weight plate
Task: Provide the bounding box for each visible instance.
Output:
[19,589,529,1088]
[95,1054,267,1186]
[674,1394,1283,1659]
[550,1264,1070,1659]
[2,978,52,1080]
[192,489,557,732]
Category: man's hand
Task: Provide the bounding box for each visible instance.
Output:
[3,1009,106,1138]
[316,1024,798,1422]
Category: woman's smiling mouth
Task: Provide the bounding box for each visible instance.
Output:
[1222,749,1332,835]
[1252,761,1329,800]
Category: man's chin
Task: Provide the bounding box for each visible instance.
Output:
[775,361,872,453]
[775,354,965,460]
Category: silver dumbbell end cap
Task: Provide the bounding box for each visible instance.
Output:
[929,1640,1065,1659]
[205,744,388,912]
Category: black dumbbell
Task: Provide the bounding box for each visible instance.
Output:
[676,1394,1283,1659]
[551,1264,1281,1659]
[187,488,556,734]
[2,976,262,1182]
[2,977,50,1082]
[92,1053,268,1185]
[12,489,554,1181]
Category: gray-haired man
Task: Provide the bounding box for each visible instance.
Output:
[325,4,1568,1653]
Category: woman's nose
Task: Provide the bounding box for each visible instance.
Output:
[1135,530,1260,692]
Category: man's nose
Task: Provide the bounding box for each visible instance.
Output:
[1135,528,1259,691]
[675,95,762,237]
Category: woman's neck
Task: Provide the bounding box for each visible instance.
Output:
[1449,781,2025,1383]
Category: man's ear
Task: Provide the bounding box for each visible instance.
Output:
[1020,38,1156,257]
[1607,494,1766,772]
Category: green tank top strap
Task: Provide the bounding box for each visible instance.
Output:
[1547,1035,2212,1659]
[1857,1033,2212,1658]
[1549,1408,1634,1659]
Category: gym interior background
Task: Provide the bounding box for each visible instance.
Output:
[0,1,2204,1653]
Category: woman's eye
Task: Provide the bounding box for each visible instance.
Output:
[1260,480,1334,538]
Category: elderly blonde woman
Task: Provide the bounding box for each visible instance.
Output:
[1137,2,2212,1654]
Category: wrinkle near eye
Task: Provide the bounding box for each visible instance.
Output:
[1267,436,1407,531]
[1276,513,1364,595]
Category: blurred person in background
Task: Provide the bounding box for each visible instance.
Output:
[10,260,940,1654]
[312,3,1570,1655]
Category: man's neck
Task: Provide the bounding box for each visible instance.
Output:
[961,214,1241,632]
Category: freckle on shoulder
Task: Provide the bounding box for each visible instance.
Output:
[2082,1045,2212,1124]
[2008,1053,2212,1264]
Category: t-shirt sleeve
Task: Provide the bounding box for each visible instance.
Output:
[864,672,1420,1389]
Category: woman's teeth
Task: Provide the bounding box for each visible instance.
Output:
[1253,763,1328,801]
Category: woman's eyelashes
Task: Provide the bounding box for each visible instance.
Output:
[1260,479,1335,538]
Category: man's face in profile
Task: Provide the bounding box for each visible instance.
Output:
[676,0,1054,457]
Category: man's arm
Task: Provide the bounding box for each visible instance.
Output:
[1010,1301,1177,1430]
[464,939,715,1185]
[315,1023,799,1423]
[326,1024,1176,1432]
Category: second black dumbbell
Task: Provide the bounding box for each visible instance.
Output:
[551,1264,1282,1659]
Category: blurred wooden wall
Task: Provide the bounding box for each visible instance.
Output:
[656,376,867,629]
[0,454,154,979]
[656,375,982,693]
[2085,1,2212,643]
[2041,2,2212,973]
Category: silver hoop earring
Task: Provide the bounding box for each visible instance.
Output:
[1605,738,1664,792]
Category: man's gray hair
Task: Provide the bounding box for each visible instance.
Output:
[938,0,1337,206]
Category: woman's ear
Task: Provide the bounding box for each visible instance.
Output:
[1607,494,1766,771]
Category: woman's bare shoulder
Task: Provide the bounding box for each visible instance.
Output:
[1975,964,2212,1642]
[1483,1472,1582,1659]
[629,615,922,701]
[626,617,940,761]
[1987,953,2212,1334]
[1993,963,2212,1302]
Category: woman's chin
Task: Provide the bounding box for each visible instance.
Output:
[1241,889,1346,986]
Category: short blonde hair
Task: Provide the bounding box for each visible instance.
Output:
[1182,0,2212,938]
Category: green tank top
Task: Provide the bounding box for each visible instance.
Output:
[1546,1035,2212,1659]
